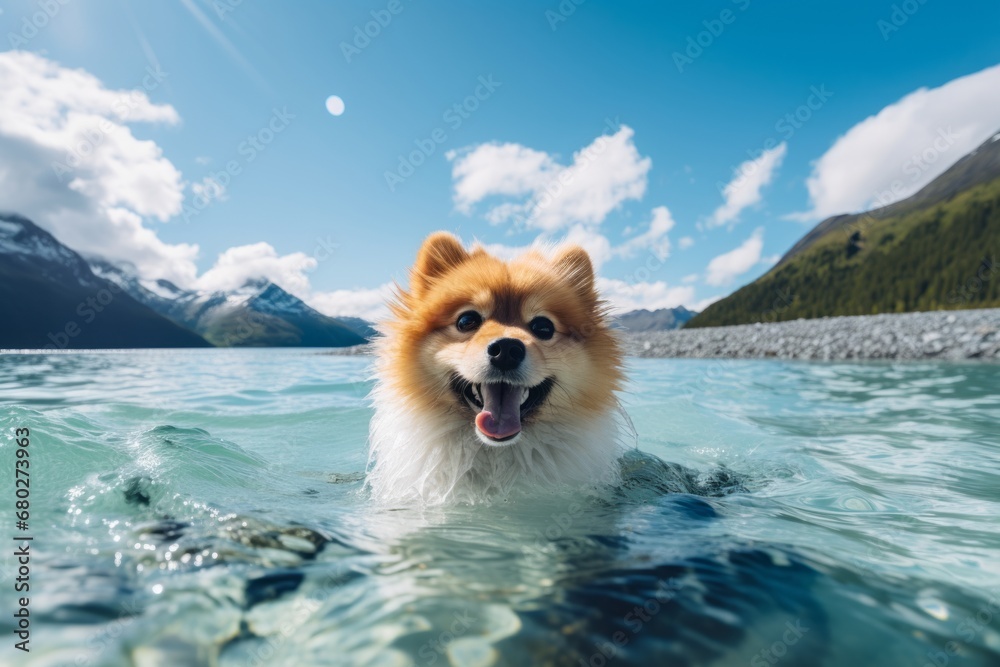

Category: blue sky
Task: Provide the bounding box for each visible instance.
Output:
[2,0,1000,318]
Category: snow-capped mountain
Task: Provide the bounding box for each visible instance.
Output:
[614,307,698,331]
[1,213,107,289]
[0,213,210,349]
[89,261,367,348]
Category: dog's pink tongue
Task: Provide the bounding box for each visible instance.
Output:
[475,383,521,440]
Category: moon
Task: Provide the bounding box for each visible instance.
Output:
[325,95,345,117]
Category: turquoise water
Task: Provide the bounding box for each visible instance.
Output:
[1,350,999,666]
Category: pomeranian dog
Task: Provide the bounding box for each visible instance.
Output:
[366,232,627,504]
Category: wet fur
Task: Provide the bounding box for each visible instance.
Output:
[367,232,627,504]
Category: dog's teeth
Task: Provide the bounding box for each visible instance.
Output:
[521,387,529,403]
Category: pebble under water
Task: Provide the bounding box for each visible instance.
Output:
[0,349,998,666]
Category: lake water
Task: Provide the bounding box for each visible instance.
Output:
[1,349,999,666]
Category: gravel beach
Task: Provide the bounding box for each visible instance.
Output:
[624,308,1000,361]
[326,308,1000,361]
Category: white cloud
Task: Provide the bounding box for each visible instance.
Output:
[450,143,557,214]
[477,204,676,274]
[196,243,317,295]
[705,227,764,286]
[197,245,396,322]
[597,277,696,313]
[790,64,1000,221]
[445,129,711,316]
[449,125,652,231]
[709,143,786,227]
[0,50,199,285]
[0,51,317,295]
[614,205,674,260]
[682,273,699,284]
[191,175,227,203]
[308,283,396,322]
[678,236,695,250]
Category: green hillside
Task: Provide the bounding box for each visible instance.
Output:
[688,176,1000,328]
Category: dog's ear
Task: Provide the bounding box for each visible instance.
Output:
[411,232,469,296]
[553,245,597,303]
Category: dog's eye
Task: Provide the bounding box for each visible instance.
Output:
[456,311,483,333]
[529,316,555,340]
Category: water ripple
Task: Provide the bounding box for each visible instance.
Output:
[1,351,998,665]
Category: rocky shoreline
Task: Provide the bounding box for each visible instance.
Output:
[624,308,1000,361]
[326,308,1000,361]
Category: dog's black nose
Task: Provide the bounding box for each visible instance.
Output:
[487,338,526,371]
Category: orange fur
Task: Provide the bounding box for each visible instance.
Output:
[381,233,622,417]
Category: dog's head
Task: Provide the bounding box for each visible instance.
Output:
[379,232,623,446]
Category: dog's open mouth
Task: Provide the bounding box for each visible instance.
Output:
[450,377,554,443]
